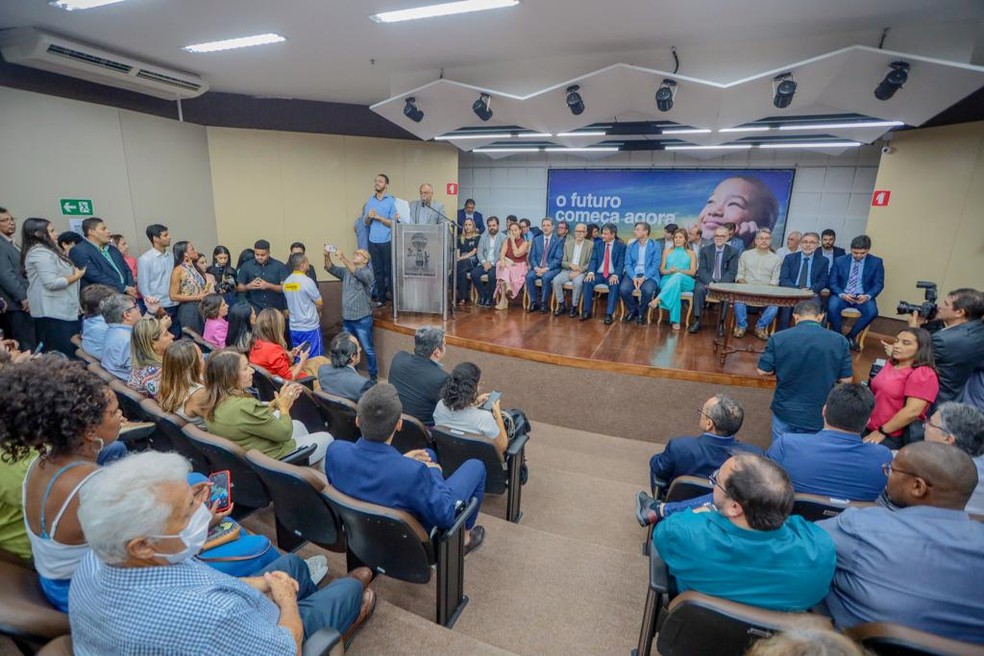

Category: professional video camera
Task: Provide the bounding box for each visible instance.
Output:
[896,281,938,321]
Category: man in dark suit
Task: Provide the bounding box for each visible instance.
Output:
[0,208,37,350]
[819,229,846,270]
[620,222,662,325]
[323,382,487,553]
[456,198,485,234]
[387,326,449,426]
[317,332,373,402]
[776,231,829,330]
[525,218,563,313]
[688,226,739,333]
[580,223,626,324]
[69,217,135,295]
[827,235,885,352]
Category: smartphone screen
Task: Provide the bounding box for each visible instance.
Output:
[208,470,232,512]
[33,342,45,355]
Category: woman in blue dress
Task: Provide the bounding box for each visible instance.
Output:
[649,228,697,330]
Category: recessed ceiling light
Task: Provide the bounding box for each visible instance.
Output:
[556,131,607,137]
[665,144,752,151]
[371,0,519,24]
[759,142,861,148]
[719,126,771,133]
[49,0,126,10]
[473,148,539,153]
[435,133,514,140]
[183,33,286,54]
[661,128,711,135]
[777,121,903,131]
[544,147,619,152]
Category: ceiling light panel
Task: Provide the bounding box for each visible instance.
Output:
[49,0,126,10]
[665,145,752,151]
[370,0,519,23]
[555,131,607,137]
[183,33,286,53]
[661,128,711,135]
[777,121,904,131]
[759,142,861,148]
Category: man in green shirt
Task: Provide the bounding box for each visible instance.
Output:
[653,453,835,611]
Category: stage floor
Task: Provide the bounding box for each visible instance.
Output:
[374,303,880,388]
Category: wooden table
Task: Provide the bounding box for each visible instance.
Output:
[707,283,816,364]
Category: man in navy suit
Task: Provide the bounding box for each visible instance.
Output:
[620,222,662,326]
[525,217,563,313]
[581,223,625,324]
[69,217,135,296]
[323,382,487,553]
[456,198,485,234]
[819,229,847,270]
[827,235,884,352]
[776,231,829,330]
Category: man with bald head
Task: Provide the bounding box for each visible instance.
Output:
[818,442,984,643]
[408,183,445,225]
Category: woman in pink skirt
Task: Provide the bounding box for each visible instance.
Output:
[494,222,530,310]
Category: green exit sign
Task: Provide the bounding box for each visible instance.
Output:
[60,199,94,216]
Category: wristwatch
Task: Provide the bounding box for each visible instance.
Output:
[877,426,890,436]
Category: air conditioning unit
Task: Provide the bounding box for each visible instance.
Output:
[0,28,208,100]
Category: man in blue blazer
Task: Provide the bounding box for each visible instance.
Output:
[525,218,563,313]
[619,222,662,325]
[581,223,626,324]
[456,198,485,234]
[776,231,829,330]
[323,382,487,553]
[69,217,135,295]
[827,235,884,351]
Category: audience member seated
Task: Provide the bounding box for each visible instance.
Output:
[636,394,760,526]
[767,384,892,501]
[908,287,984,403]
[100,293,142,380]
[494,221,530,310]
[827,235,885,352]
[652,453,835,611]
[745,630,868,656]
[454,218,481,305]
[774,230,802,260]
[324,383,487,553]
[203,350,333,466]
[732,229,782,340]
[317,332,372,402]
[819,228,846,269]
[199,293,228,348]
[0,448,33,563]
[226,300,256,353]
[688,226,739,333]
[552,223,594,318]
[79,283,116,358]
[157,340,209,428]
[128,316,174,396]
[620,222,661,326]
[776,232,829,329]
[249,307,328,380]
[865,327,939,449]
[525,217,562,314]
[818,442,984,643]
[388,326,449,426]
[581,223,625,324]
[70,451,374,655]
[433,362,509,454]
[758,299,852,441]
[724,222,744,253]
[923,402,984,514]
[648,228,697,330]
[470,216,504,308]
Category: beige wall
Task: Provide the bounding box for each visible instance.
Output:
[866,121,984,316]
[206,127,458,265]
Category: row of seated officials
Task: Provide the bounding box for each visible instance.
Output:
[632,384,984,646]
[0,323,520,652]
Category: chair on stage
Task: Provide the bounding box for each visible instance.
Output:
[549,282,585,314]
[522,279,543,310]
[470,274,489,305]
[839,307,871,352]
[653,291,695,330]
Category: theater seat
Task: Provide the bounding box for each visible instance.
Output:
[312,391,361,442]
[391,414,434,453]
[181,326,218,353]
[251,364,316,403]
[845,622,982,656]
[0,559,70,653]
[138,398,209,473]
[792,494,874,522]
[85,361,115,383]
[321,482,477,627]
[74,348,99,365]
[645,475,716,555]
[107,378,151,422]
[432,425,528,523]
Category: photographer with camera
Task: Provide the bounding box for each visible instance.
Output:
[902,287,984,403]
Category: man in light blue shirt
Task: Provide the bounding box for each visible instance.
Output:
[818,442,984,643]
[283,253,324,357]
[136,224,178,335]
[362,174,399,305]
[99,293,140,380]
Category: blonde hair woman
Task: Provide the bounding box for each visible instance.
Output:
[128,316,173,396]
[249,307,329,381]
[157,340,208,427]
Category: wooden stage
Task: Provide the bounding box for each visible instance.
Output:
[373,302,880,389]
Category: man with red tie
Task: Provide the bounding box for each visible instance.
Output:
[581,223,626,324]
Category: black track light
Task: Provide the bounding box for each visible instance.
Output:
[655,79,677,112]
[773,73,797,109]
[472,93,493,121]
[566,85,585,116]
[403,97,424,123]
[874,61,909,101]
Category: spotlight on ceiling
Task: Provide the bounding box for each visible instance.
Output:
[472,93,493,121]
[655,79,677,112]
[874,61,910,101]
[565,85,585,116]
[772,73,797,109]
[403,97,424,123]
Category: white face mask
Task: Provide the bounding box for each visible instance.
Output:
[152,503,211,564]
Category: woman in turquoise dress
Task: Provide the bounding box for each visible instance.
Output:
[649,228,697,330]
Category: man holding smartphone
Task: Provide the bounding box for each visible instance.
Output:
[324,245,378,384]
[283,252,324,357]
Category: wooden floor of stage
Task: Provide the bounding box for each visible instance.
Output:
[373,302,880,388]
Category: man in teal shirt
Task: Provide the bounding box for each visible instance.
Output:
[362,173,399,306]
[653,453,835,612]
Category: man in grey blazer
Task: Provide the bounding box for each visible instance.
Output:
[469,216,505,307]
[552,223,594,317]
[0,208,37,350]
[318,332,373,402]
[407,183,446,225]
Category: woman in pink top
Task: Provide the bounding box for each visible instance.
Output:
[493,222,530,310]
[199,293,229,348]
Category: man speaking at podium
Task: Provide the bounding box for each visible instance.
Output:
[408,183,446,225]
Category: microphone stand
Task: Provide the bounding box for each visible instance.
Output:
[421,202,459,320]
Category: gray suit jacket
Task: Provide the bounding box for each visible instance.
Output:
[407,200,446,225]
[0,237,28,308]
[24,246,80,321]
[562,238,594,271]
[318,364,372,402]
[476,231,506,266]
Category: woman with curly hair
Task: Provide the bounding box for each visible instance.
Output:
[128,316,174,396]
[432,362,508,454]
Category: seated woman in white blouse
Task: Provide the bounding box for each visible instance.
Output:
[432,362,508,454]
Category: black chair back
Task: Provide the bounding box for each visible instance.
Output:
[107,379,150,422]
[139,398,209,473]
[250,364,282,402]
[181,424,271,512]
[431,425,507,494]
[292,388,332,434]
[792,494,875,522]
[845,622,983,656]
[182,326,216,353]
[392,414,433,453]
[664,475,715,502]
[312,391,361,442]
[244,450,345,553]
